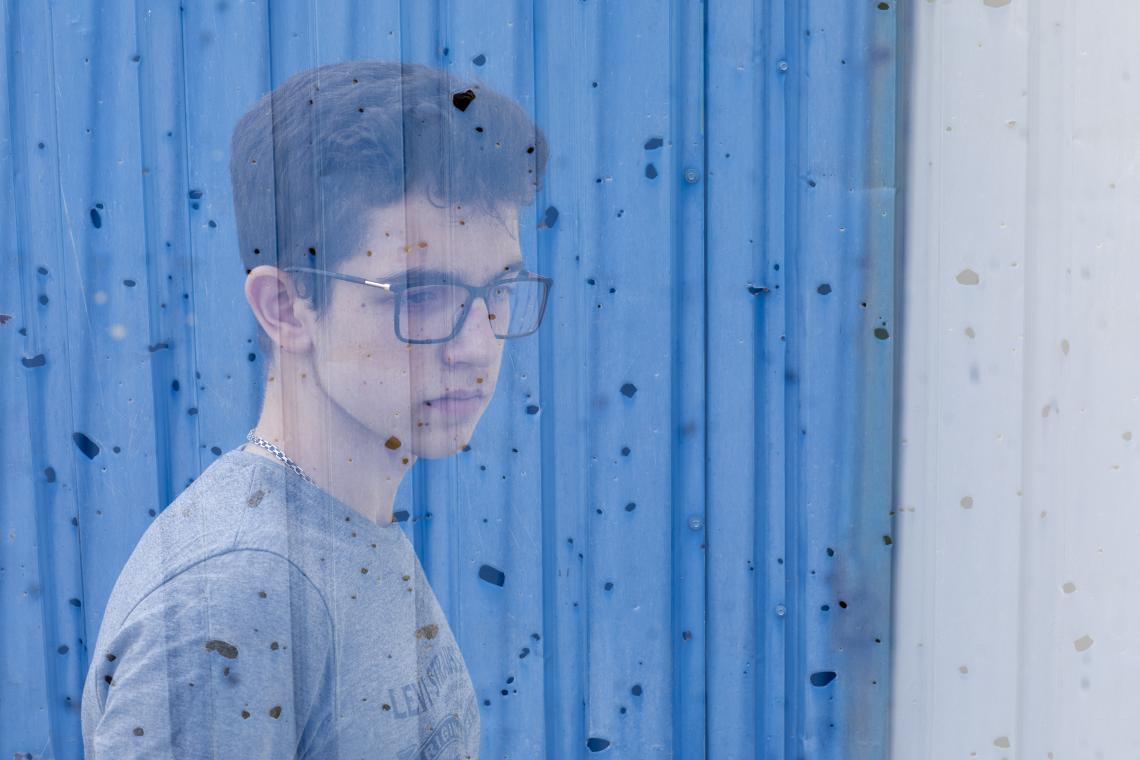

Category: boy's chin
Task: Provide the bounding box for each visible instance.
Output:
[410,428,476,460]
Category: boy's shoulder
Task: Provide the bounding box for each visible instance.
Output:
[99,447,406,634]
[99,450,317,630]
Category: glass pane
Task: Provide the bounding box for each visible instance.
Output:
[2,3,906,759]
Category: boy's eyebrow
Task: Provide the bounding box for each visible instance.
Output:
[375,260,526,284]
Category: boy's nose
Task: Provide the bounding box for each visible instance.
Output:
[443,296,500,366]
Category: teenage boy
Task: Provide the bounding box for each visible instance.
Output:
[81,61,551,759]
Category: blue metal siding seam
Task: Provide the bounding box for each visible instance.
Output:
[781,0,805,756]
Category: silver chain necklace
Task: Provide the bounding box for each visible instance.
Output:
[245,429,315,485]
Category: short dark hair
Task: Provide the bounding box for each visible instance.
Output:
[229,61,549,361]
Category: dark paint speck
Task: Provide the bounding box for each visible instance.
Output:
[811,671,838,687]
[541,206,559,229]
[586,737,611,752]
[478,564,505,587]
[204,639,238,659]
[73,432,100,459]
[451,89,476,111]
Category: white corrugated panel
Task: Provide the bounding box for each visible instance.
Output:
[892,1,1140,757]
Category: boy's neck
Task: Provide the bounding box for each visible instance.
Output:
[247,360,414,526]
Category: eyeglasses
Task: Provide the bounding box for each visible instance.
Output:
[282,266,553,344]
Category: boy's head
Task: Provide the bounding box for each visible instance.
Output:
[229,61,548,365]
[229,62,549,458]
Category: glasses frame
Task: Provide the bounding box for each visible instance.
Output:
[281,266,553,345]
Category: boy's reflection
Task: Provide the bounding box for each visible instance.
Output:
[82,61,549,759]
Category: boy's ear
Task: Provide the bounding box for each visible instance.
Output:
[244,266,315,356]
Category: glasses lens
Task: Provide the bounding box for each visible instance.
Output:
[397,279,545,342]
[489,279,545,337]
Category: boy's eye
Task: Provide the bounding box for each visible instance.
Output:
[406,288,441,304]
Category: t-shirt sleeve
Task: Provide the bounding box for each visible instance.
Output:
[84,549,336,759]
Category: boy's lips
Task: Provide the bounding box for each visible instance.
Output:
[424,392,485,418]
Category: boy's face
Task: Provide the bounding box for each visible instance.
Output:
[298,195,522,460]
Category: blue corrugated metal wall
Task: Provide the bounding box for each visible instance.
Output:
[0,1,897,758]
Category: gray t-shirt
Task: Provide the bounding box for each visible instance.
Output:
[81,448,480,759]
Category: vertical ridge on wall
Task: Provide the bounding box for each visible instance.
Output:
[529,2,577,757]
[707,0,780,755]
[781,0,806,754]
[532,1,590,755]
[669,0,709,755]
[757,0,791,754]
[1,2,55,752]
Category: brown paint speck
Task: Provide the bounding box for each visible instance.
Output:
[956,268,980,285]
[385,436,401,450]
[416,624,439,640]
[247,489,265,508]
[205,639,239,659]
[269,705,282,719]
[133,727,144,736]
[258,590,267,599]
[271,641,279,650]
[241,710,250,719]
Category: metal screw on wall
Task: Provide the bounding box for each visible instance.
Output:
[683,168,701,184]
[688,516,703,530]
